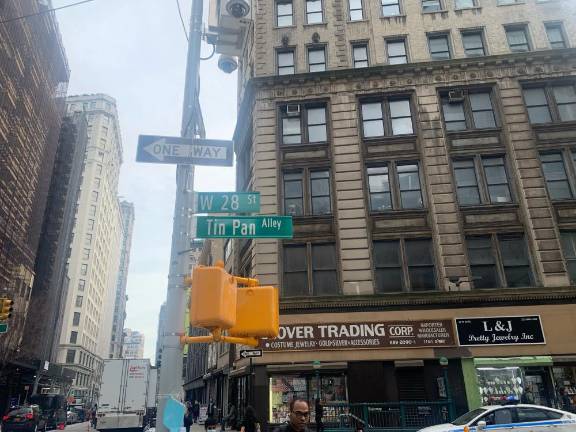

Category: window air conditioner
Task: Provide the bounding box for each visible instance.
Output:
[285,104,300,117]
[448,89,465,103]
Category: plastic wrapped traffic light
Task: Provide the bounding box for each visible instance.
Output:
[228,286,279,338]
[189,261,237,330]
[0,298,13,320]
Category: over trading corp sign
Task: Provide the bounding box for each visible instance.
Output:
[260,320,455,351]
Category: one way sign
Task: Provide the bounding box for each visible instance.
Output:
[136,135,233,167]
[240,349,262,359]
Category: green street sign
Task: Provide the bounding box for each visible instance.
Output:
[0,323,7,334]
[195,192,260,213]
[196,216,293,239]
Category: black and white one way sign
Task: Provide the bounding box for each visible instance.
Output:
[136,135,233,166]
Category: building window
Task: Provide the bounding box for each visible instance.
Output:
[73,313,80,326]
[462,31,486,57]
[283,169,331,216]
[308,47,326,72]
[466,234,533,289]
[97,151,105,162]
[428,34,451,60]
[80,264,88,276]
[523,84,576,124]
[66,349,76,364]
[540,152,573,200]
[367,162,424,211]
[381,0,400,16]
[277,50,295,75]
[82,248,90,260]
[453,156,512,206]
[94,178,101,189]
[455,0,476,8]
[306,0,323,24]
[560,231,576,283]
[87,219,95,231]
[361,97,414,138]
[505,25,530,52]
[70,331,78,344]
[373,238,436,293]
[441,90,497,131]
[422,0,441,12]
[498,0,523,4]
[75,296,83,307]
[78,279,86,292]
[89,205,97,217]
[349,0,363,20]
[99,138,106,148]
[276,0,293,26]
[281,104,327,145]
[352,44,368,68]
[91,191,99,202]
[96,164,103,175]
[386,39,408,64]
[545,23,567,49]
[283,243,338,296]
[85,233,92,246]
[224,240,232,262]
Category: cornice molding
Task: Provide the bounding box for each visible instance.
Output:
[278,286,576,314]
[233,48,576,144]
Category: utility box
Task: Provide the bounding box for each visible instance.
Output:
[228,286,279,338]
[190,263,237,329]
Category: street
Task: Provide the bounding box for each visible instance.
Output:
[50,423,212,432]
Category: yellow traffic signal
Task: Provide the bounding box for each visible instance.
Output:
[189,260,237,330]
[0,298,13,321]
[228,286,279,338]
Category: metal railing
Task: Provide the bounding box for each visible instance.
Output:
[321,401,455,432]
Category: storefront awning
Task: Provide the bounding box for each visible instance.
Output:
[474,356,553,367]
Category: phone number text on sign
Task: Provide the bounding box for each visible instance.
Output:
[260,320,455,351]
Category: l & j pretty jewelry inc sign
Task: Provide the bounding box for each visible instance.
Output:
[260,320,455,351]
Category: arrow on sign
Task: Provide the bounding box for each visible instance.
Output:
[136,135,233,167]
[240,349,262,359]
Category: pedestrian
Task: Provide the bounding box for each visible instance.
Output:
[224,403,237,430]
[207,399,217,419]
[239,406,260,432]
[91,405,97,429]
[184,401,194,432]
[273,399,311,432]
[560,388,573,412]
[314,399,323,432]
[193,400,201,423]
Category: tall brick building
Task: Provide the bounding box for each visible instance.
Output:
[207,0,576,427]
[0,0,69,410]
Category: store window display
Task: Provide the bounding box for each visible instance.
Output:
[269,374,347,423]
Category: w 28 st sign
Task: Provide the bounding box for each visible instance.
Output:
[455,316,545,346]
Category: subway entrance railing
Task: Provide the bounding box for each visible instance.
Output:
[321,401,455,432]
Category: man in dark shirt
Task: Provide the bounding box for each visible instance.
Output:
[273,399,311,432]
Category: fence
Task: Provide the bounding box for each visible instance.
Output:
[322,401,455,432]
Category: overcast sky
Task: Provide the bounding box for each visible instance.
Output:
[57,0,237,361]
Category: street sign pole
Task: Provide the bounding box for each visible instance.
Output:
[156,0,203,430]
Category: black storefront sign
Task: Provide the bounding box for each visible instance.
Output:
[455,316,545,346]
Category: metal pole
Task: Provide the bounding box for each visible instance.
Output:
[156,0,204,430]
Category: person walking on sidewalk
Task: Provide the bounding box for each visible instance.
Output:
[239,406,260,432]
[184,401,194,432]
[273,399,311,432]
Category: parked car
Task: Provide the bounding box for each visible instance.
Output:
[418,404,576,432]
[66,410,79,424]
[29,394,66,430]
[2,406,46,432]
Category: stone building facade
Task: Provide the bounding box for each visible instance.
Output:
[224,0,576,428]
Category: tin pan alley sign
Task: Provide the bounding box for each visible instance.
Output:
[260,320,455,351]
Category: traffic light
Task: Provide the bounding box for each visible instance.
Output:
[0,298,13,321]
[228,286,279,338]
[189,260,237,330]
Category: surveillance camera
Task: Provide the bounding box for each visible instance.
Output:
[226,0,250,18]
[218,55,238,74]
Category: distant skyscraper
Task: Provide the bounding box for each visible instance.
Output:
[110,201,135,359]
[57,94,124,406]
[156,303,167,367]
[122,329,145,359]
